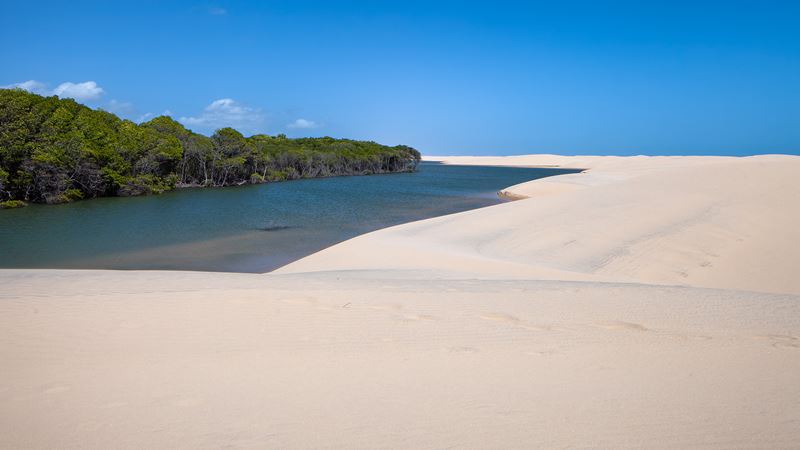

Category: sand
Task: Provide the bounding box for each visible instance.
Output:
[282,155,800,295]
[2,154,799,449]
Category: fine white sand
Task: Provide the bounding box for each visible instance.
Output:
[2,155,799,449]
[281,155,800,295]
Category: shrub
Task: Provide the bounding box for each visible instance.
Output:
[266,169,287,182]
[63,189,84,202]
[0,200,27,209]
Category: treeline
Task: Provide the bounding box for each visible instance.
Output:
[0,89,420,206]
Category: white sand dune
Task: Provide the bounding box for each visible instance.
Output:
[281,155,800,295]
[2,155,799,449]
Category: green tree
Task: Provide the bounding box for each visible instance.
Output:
[0,88,421,205]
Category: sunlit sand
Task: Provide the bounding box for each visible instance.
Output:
[2,155,799,448]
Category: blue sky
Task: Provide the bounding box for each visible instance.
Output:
[2,0,798,155]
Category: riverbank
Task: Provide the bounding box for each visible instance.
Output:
[2,154,799,448]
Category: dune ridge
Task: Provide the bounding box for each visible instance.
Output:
[2,154,799,449]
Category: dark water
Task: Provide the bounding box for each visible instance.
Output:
[0,163,580,272]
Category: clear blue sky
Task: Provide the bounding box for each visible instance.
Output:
[2,0,798,155]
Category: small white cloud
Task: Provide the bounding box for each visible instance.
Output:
[2,80,49,95]
[286,118,319,129]
[2,79,105,102]
[52,81,104,101]
[179,98,264,132]
[209,7,227,15]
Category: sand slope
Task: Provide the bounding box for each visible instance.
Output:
[2,155,799,449]
[2,270,799,449]
[280,155,800,295]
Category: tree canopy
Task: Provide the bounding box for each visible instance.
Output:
[0,88,421,205]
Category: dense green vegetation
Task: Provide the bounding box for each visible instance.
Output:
[0,89,420,205]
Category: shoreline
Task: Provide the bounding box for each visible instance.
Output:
[3,154,800,448]
[0,162,576,274]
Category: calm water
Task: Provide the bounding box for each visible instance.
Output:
[0,163,579,272]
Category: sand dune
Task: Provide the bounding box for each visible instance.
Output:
[280,155,800,295]
[2,155,799,449]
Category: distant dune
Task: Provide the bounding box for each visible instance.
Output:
[2,154,799,449]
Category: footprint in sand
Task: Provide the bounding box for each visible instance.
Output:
[686,334,713,341]
[594,323,714,342]
[594,321,649,332]
[756,334,799,349]
[401,313,438,321]
[479,312,557,332]
[479,312,521,323]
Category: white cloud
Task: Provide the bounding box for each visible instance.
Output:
[209,7,227,15]
[2,79,104,102]
[2,80,49,95]
[179,98,264,131]
[52,81,104,101]
[286,118,319,129]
